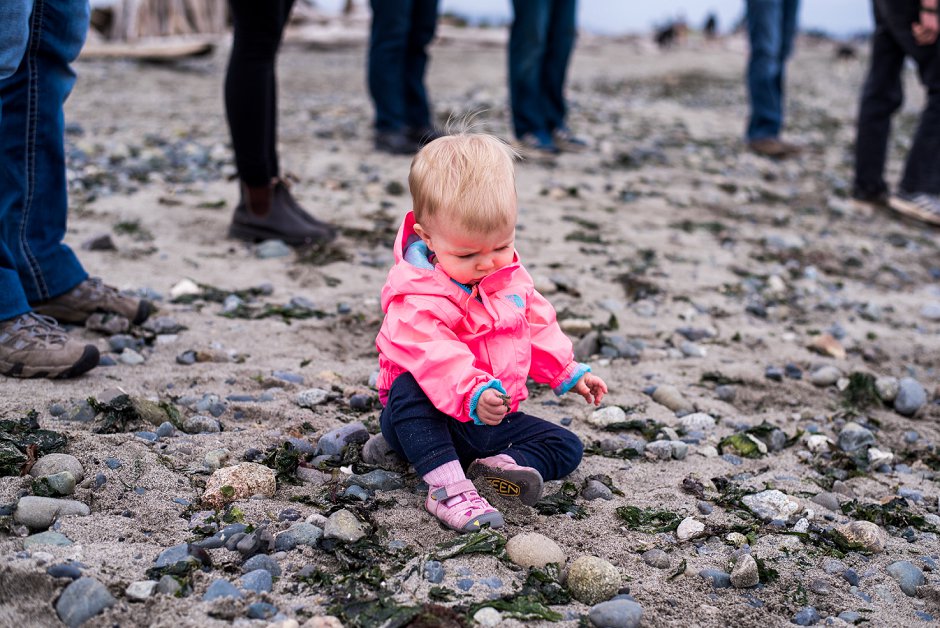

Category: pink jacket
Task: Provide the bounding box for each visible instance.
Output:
[376,211,589,424]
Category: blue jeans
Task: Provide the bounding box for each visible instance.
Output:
[745,0,799,141]
[854,0,940,197]
[367,0,438,133]
[0,0,89,321]
[380,372,584,479]
[508,0,576,139]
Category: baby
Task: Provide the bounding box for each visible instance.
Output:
[375,132,608,533]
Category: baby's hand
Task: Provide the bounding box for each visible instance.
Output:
[477,388,509,425]
[574,373,608,406]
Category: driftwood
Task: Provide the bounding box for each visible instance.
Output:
[94,0,228,42]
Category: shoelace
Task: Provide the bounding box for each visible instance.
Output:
[6,312,69,346]
[75,277,119,303]
[912,194,940,216]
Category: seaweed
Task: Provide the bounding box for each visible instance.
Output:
[520,563,570,606]
[681,475,706,500]
[841,372,882,413]
[467,597,562,622]
[718,421,803,458]
[700,371,745,386]
[616,505,681,533]
[219,301,327,323]
[534,481,589,520]
[840,498,938,533]
[583,443,644,460]
[0,411,68,477]
[260,441,303,485]
[88,394,182,434]
[170,282,272,305]
[667,559,687,581]
[601,418,666,440]
[585,474,625,497]
[432,528,506,561]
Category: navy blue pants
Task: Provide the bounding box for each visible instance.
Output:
[380,372,583,479]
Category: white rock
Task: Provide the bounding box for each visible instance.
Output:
[588,406,626,428]
[202,463,276,507]
[506,532,566,568]
[560,318,593,335]
[742,490,800,521]
[805,434,833,454]
[867,447,894,467]
[296,388,331,408]
[679,412,716,431]
[793,518,810,533]
[698,445,719,458]
[169,278,200,299]
[676,517,706,541]
[125,580,157,600]
[731,553,760,588]
[472,607,503,628]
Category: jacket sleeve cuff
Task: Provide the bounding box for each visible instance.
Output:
[551,362,591,396]
[468,379,507,425]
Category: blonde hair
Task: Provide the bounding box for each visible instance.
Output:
[409,132,519,234]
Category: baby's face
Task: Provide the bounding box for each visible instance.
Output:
[418,219,516,285]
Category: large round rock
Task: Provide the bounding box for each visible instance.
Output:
[566,556,621,605]
[589,598,643,628]
[833,521,887,553]
[506,533,566,568]
[202,463,276,507]
[29,454,85,483]
[56,577,116,627]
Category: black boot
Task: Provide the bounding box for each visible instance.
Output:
[228,180,336,246]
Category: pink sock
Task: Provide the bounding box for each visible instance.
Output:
[423,460,466,488]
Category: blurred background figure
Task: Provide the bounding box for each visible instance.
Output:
[853,0,940,225]
[745,0,801,158]
[367,0,441,155]
[225,0,337,246]
[704,13,719,39]
[508,0,585,155]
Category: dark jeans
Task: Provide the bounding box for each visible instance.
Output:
[0,0,89,321]
[225,0,294,187]
[367,0,438,133]
[380,372,583,480]
[745,0,799,141]
[854,0,940,197]
[508,0,576,139]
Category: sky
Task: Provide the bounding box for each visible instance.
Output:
[319,0,875,38]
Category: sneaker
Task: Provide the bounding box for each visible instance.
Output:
[0,312,99,379]
[467,454,544,506]
[33,277,153,325]
[517,131,560,157]
[748,137,801,158]
[850,189,889,212]
[553,127,588,152]
[889,191,940,226]
[229,180,336,246]
[374,130,419,155]
[425,479,505,533]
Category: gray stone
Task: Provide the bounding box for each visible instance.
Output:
[651,385,693,414]
[676,517,705,541]
[642,549,670,569]
[669,440,688,460]
[811,492,840,512]
[240,569,273,593]
[182,414,220,434]
[679,412,715,431]
[346,469,404,491]
[38,471,76,496]
[822,559,847,574]
[741,490,799,521]
[274,522,322,551]
[296,388,331,408]
[242,553,281,577]
[699,568,731,588]
[65,401,96,423]
[730,554,759,588]
[838,611,862,624]
[715,385,736,402]
[256,239,292,259]
[567,556,620,605]
[14,496,89,530]
[894,378,927,416]
[645,440,673,460]
[29,454,84,483]
[809,366,842,387]
[156,575,181,596]
[423,560,445,583]
[793,607,820,626]
[236,528,275,558]
[155,422,176,438]
[588,599,643,628]
[574,330,602,362]
[588,406,626,428]
[886,561,925,597]
[323,508,368,542]
[361,433,406,470]
[875,376,899,402]
[23,531,73,548]
[582,480,613,501]
[119,349,145,365]
[837,422,875,453]
[125,580,157,601]
[315,423,369,457]
[55,578,116,628]
[920,301,940,321]
[203,578,242,601]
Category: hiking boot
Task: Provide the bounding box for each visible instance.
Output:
[0,312,99,379]
[889,191,940,226]
[851,189,889,212]
[516,131,560,157]
[748,137,801,158]
[33,277,153,325]
[374,130,418,155]
[229,179,336,246]
[467,454,544,506]
[553,127,588,152]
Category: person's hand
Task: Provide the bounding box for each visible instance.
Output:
[913,6,939,45]
[573,373,608,406]
[477,388,509,425]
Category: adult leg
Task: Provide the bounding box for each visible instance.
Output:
[369,0,413,134]
[745,0,784,141]
[509,0,551,140]
[402,0,438,132]
[853,0,906,200]
[540,0,576,134]
[0,0,88,305]
[225,0,295,187]
[774,0,800,129]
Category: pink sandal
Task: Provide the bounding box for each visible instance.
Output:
[467,454,544,506]
[425,479,504,533]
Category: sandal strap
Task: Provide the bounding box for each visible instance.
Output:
[429,479,477,501]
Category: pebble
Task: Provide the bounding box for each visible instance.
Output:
[699,568,732,588]
[35,471,76,496]
[202,463,276,507]
[588,599,644,628]
[730,554,759,588]
[679,412,715,431]
[894,378,926,416]
[645,440,673,460]
[315,423,370,457]
[588,406,627,428]
[256,239,292,259]
[642,549,670,569]
[47,562,83,579]
[837,422,875,453]
[810,365,842,387]
[808,579,830,595]
[423,560,445,583]
[126,580,157,600]
[875,376,899,402]
[14,496,90,530]
[247,602,278,620]
[505,532,566,568]
[155,421,176,438]
[886,561,925,596]
[203,578,243,601]
[582,479,613,501]
[240,569,273,593]
[473,607,503,627]
[567,556,621,605]
[741,490,799,521]
[792,606,820,626]
[296,388,331,408]
[838,611,862,624]
[29,454,85,483]
[361,433,406,470]
[697,501,713,515]
[715,385,736,402]
[156,574,182,596]
[323,509,369,542]
[811,492,840,512]
[64,400,96,422]
[920,301,940,320]
[765,366,784,381]
[822,559,847,574]
[676,517,705,541]
[346,469,405,491]
[119,348,145,365]
[651,385,693,414]
[242,553,280,576]
[805,434,833,454]
[833,521,887,553]
[183,414,221,434]
[56,577,116,628]
[272,370,305,384]
[237,529,275,558]
[24,531,73,548]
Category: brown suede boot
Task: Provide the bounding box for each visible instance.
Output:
[228,179,336,246]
